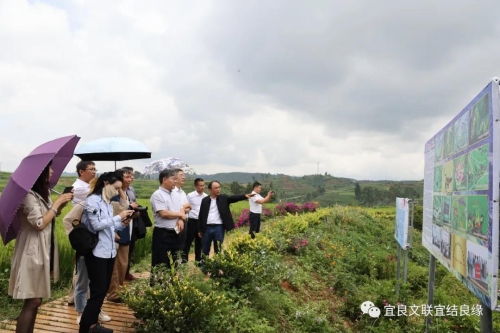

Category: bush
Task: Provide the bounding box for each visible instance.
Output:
[413,205,423,231]
[230,233,277,255]
[203,247,260,291]
[235,208,273,229]
[123,266,232,333]
[275,202,301,215]
[300,202,320,213]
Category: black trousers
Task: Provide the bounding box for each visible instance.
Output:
[182,218,202,262]
[151,227,181,269]
[249,212,261,233]
[79,254,115,332]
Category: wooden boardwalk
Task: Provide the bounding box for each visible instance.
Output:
[0,272,149,333]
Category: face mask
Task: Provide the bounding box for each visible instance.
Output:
[103,184,119,202]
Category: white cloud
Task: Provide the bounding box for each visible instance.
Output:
[0,0,499,181]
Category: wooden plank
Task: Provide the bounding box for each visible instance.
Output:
[0,271,149,333]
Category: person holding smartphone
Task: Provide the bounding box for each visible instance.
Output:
[248,182,274,239]
[78,171,134,333]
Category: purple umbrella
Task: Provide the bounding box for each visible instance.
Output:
[0,135,80,245]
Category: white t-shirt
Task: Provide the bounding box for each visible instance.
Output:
[249,191,264,214]
[150,187,181,229]
[173,187,189,206]
[187,191,207,219]
[72,178,90,206]
[207,197,223,225]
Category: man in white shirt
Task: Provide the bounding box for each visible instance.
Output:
[150,169,187,274]
[199,181,254,258]
[248,181,274,239]
[72,161,96,206]
[68,161,96,305]
[184,178,207,263]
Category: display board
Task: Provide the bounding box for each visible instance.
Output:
[395,197,411,249]
[422,80,500,310]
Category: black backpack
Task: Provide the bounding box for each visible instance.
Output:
[68,219,99,256]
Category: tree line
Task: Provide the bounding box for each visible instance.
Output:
[354,183,422,206]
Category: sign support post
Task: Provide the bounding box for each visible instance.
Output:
[425,254,436,333]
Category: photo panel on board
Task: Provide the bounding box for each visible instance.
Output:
[444,126,454,159]
[468,93,490,146]
[435,132,444,164]
[441,229,451,261]
[442,160,454,194]
[453,154,467,192]
[451,195,467,231]
[466,144,489,191]
[466,239,489,294]
[452,233,467,277]
[454,110,469,154]
[466,195,489,242]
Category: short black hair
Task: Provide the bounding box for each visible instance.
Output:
[252,181,262,189]
[208,180,220,189]
[159,169,176,184]
[194,178,204,186]
[76,161,95,176]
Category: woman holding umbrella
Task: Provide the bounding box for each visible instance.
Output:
[9,161,74,333]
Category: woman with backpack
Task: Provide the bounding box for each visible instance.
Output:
[78,171,134,333]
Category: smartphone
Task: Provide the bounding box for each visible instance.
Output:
[174,225,180,234]
[63,186,74,194]
[122,214,134,222]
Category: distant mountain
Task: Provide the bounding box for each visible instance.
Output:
[0,170,424,207]
[193,172,300,184]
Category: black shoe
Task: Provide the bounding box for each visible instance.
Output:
[89,323,113,333]
[250,232,256,239]
[108,297,123,303]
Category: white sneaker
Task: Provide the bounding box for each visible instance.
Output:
[99,310,111,322]
[76,315,81,325]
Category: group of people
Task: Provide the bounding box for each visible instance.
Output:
[7,160,274,333]
[149,168,274,273]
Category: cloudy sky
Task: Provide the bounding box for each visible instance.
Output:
[0,0,499,180]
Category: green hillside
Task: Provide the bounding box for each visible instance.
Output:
[0,171,423,207]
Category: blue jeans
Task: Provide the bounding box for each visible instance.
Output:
[202,225,224,256]
[74,256,89,313]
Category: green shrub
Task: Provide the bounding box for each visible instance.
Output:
[123,266,232,333]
